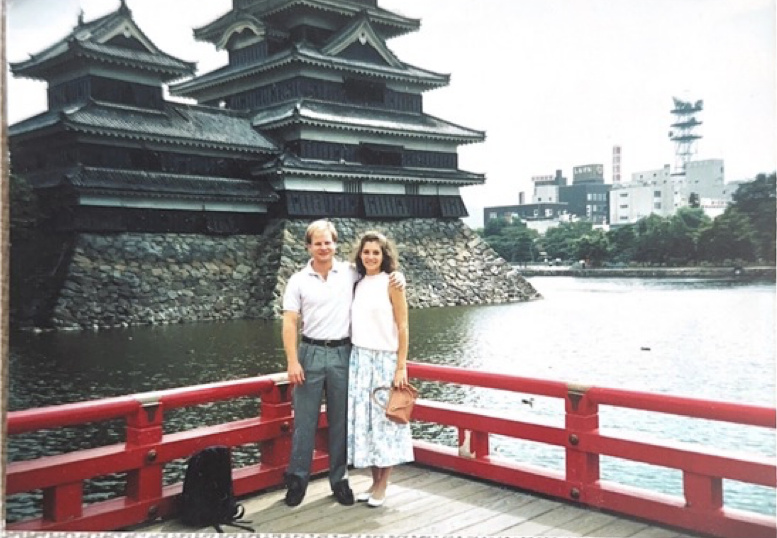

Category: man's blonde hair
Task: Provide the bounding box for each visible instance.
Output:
[305,220,338,244]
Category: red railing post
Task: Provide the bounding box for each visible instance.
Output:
[458,428,489,459]
[125,395,164,515]
[259,381,293,467]
[43,482,83,523]
[565,384,600,502]
[683,471,724,512]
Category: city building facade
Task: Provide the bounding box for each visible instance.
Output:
[610,159,731,225]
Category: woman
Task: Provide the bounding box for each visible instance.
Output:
[346,231,413,508]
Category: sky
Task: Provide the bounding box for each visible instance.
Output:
[5,0,776,228]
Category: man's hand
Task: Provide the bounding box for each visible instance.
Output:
[388,270,406,290]
[288,360,305,385]
[282,310,304,384]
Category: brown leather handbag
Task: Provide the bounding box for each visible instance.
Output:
[371,384,418,424]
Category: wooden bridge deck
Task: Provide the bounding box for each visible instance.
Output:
[138,464,704,536]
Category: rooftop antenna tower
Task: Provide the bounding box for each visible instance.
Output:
[668,97,703,175]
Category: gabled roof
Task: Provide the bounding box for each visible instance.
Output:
[252,152,485,187]
[194,0,419,46]
[10,99,279,155]
[10,0,195,82]
[192,8,275,51]
[170,42,448,98]
[321,11,402,68]
[251,99,485,144]
[25,165,279,204]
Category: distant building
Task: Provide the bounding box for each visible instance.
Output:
[612,145,622,184]
[610,165,674,225]
[571,163,605,184]
[485,164,610,229]
[484,202,569,221]
[483,202,570,234]
[558,163,610,224]
[610,159,730,225]
[684,159,725,199]
[532,170,566,203]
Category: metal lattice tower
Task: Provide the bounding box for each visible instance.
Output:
[668,97,703,175]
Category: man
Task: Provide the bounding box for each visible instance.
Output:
[281,220,403,507]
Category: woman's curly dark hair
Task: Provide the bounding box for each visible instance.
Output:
[353,230,398,276]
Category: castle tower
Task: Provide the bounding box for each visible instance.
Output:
[9,0,280,234]
[170,0,486,219]
[668,97,703,175]
[7,0,535,329]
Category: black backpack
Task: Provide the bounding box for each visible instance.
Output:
[180,446,254,533]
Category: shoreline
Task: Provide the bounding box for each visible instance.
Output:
[515,265,776,280]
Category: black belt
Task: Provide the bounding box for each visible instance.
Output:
[301,336,351,347]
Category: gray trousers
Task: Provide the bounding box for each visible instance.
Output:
[286,342,350,490]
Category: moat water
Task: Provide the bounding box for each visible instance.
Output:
[6,276,776,521]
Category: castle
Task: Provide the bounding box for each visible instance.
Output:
[9,0,538,329]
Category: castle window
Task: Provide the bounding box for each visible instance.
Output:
[344,180,362,194]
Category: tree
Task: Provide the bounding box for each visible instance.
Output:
[633,214,672,264]
[542,221,593,261]
[480,218,540,263]
[606,225,636,263]
[575,230,609,267]
[664,208,709,265]
[728,173,776,262]
[673,206,710,233]
[697,209,758,263]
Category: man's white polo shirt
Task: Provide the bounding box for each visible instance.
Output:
[282,259,357,340]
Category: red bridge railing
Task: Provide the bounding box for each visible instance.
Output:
[5,363,776,537]
[5,373,314,532]
[407,362,776,538]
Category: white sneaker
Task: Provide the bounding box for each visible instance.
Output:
[356,492,371,502]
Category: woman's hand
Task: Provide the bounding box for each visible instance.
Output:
[393,366,408,387]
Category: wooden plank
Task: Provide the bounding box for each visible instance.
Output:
[538,507,629,536]
[454,498,562,535]
[134,464,709,537]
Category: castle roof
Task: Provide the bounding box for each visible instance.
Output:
[251,99,485,143]
[10,1,195,82]
[26,165,279,204]
[170,42,448,98]
[194,0,419,46]
[253,152,485,187]
[10,99,279,155]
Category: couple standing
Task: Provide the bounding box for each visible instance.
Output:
[281,220,413,509]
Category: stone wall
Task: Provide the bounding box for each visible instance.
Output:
[275,219,540,314]
[18,218,539,330]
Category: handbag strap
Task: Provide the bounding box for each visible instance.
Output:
[371,386,390,411]
[371,385,419,410]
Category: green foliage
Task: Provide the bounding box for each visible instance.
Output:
[697,209,758,262]
[633,214,671,264]
[728,173,776,262]
[574,230,609,267]
[606,225,636,263]
[541,221,593,261]
[479,218,540,262]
